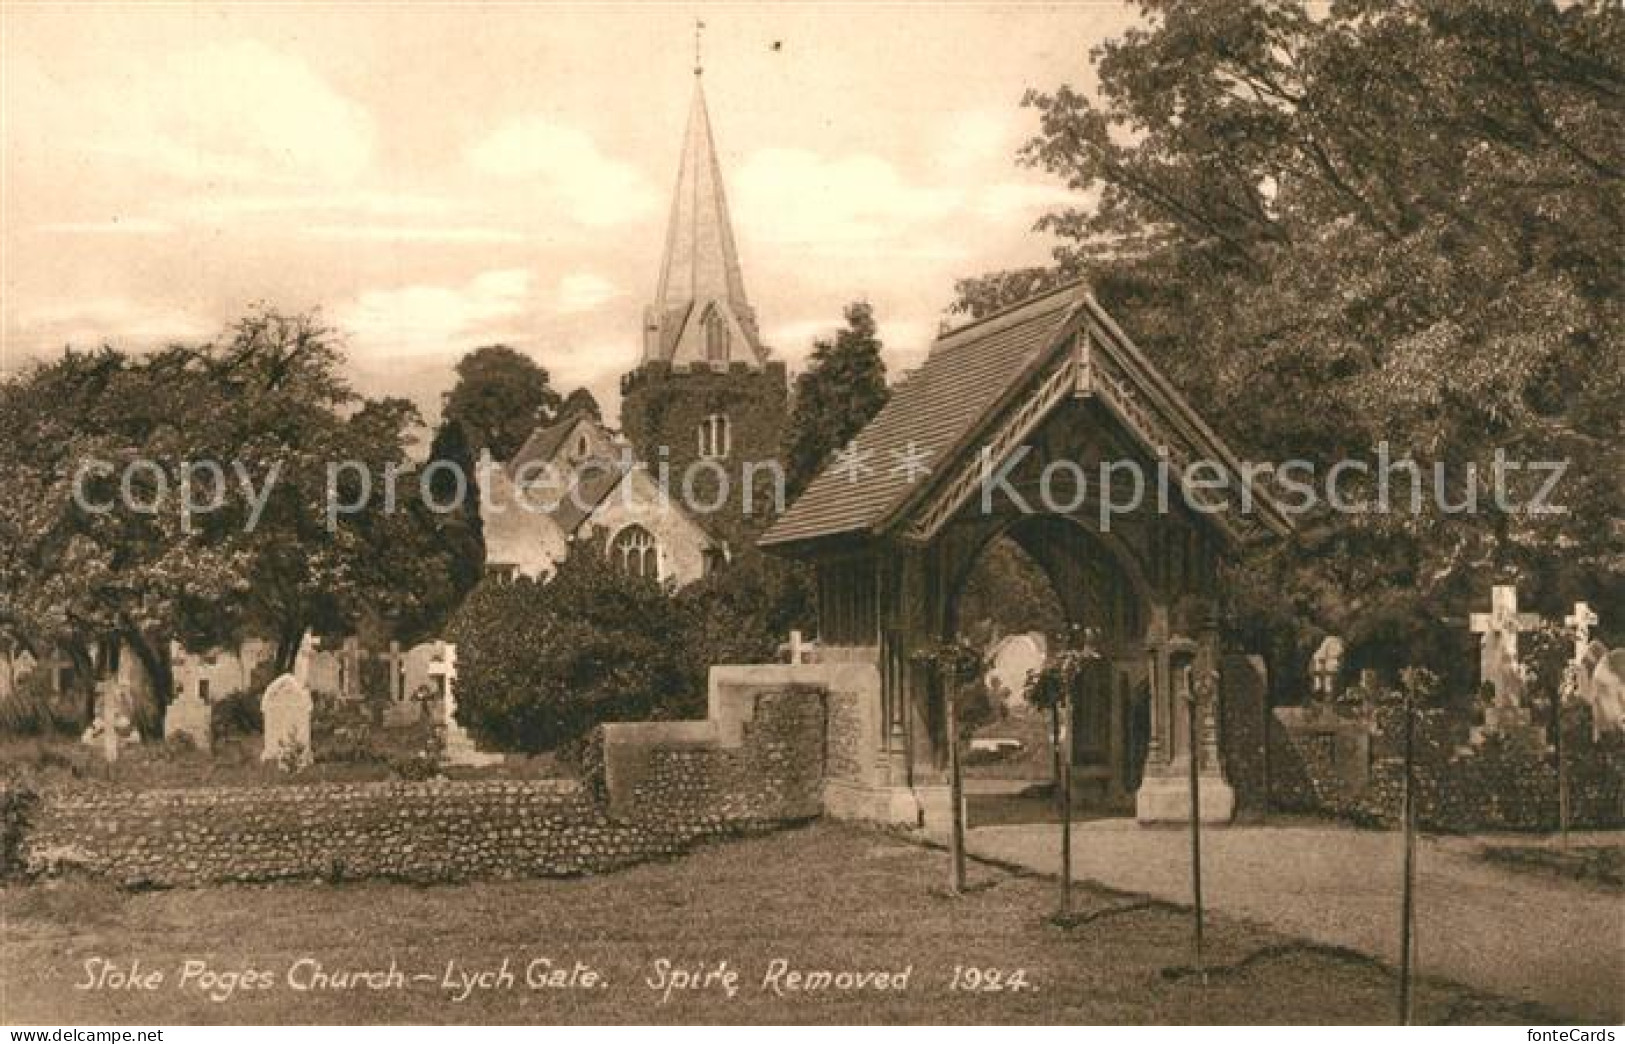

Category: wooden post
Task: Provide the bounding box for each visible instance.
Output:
[1553,682,1566,852]
[1187,670,1206,983]
[1399,681,1416,1025]
[944,666,966,895]
[1059,680,1073,916]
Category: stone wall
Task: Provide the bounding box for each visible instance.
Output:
[595,685,826,828]
[1269,700,1625,832]
[15,684,830,887]
[1267,706,1373,813]
[825,689,864,786]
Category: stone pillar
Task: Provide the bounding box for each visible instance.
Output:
[1135,608,1235,824]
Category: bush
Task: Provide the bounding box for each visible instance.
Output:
[675,549,813,668]
[211,688,263,740]
[0,778,40,878]
[312,691,381,764]
[0,670,80,738]
[447,548,701,754]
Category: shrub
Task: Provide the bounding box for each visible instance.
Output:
[388,726,444,780]
[675,549,813,669]
[448,547,700,754]
[0,670,79,738]
[311,691,381,764]
[0,779,40,878]
[211,688,263,740]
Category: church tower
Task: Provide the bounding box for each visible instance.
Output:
[621,60,787,543]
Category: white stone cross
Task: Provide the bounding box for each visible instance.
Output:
[788,630,807,664]
[94,676,123,763]
[427,641,457,721]
[1565,601,1599,663]
[1469,585,1542,703]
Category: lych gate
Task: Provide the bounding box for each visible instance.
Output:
[760,284,1290,824]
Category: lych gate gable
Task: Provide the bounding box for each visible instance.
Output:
[762,283,1290,555]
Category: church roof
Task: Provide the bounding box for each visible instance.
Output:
[643,73,766,366]
[551,459,631,534]
[760,282,1292,551]
[507,410,611,478]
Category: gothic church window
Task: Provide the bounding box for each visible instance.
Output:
[698,413,730,459]
[611,525,659,579]
[704,307,730,362]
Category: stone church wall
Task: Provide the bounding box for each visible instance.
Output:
[619,360,788,543]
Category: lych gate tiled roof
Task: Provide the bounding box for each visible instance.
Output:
[760,284,1085,549]
[760,281,1292,552]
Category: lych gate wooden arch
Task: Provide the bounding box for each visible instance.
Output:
[943,514,1149,807]
[761,283,1291,823]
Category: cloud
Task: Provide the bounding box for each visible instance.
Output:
[32,218,174,235]
[180,191,462,221]
[302,224,523,244]
[976,181,1093,222]
[78,40,376,185]
[935,109,1018,170]
[10,297,214,352]
[468,119,658,227]
[335,269,536,358]
[555,272,620,314]
[735,148,962,248]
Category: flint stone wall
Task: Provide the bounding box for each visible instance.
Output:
[19,684,828,887]
[1269,700,1625,831]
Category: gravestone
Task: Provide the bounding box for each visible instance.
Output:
[1468,586,1546,751]
[164,689,212,753]
[781,629,820,665]
[430,643,501,768]
[1565,602,1599,665]
[397,642,442,727]
[1469,585,1541,704]
[1309,636,1345,698]
[986,633,1047,712]
[260,673,313,769]
[82,676,140,758]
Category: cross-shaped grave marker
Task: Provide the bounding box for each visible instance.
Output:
[1469,585,1542,704]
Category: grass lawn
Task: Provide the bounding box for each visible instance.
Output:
[1,823,1558,1025]
[1478,843,1623,891]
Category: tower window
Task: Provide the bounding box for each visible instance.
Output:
[698,414,730,459]
[704,308,730,363]
[611,525,659,579]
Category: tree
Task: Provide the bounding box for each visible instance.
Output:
[447,547,700,754]
[781,302,891,499]
[394,417,486,638]
[442,345,561,460]
[560,387,602,421]
[676,547,816,667]
[0,308,465,721]
[958,0,1625,677]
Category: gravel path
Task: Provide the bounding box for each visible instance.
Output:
[963,819,1623,1022]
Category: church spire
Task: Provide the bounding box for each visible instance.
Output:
[642,60,765,368]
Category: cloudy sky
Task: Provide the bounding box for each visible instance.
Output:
[2,2,1137,425]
